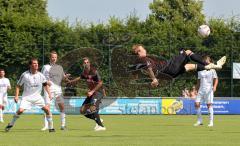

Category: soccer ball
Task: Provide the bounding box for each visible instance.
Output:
[198,25,210,38]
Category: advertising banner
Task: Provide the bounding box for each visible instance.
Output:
[4,97,240,115]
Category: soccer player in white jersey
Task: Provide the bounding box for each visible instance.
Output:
[0,69,11,123]
[41,51,69,131]
[194,56,218,127]
[5,58,55,132]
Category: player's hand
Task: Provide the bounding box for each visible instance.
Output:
[151,78,159,87]
[87,90,94,97]
[14,96,19,103]
[67,80,73,84]
[65,73,71,78]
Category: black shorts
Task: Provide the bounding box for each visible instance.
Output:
[161,52,190,78]
[82,91,104,108]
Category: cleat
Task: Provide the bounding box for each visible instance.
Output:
[5,124,13,132]
[205,63,222,70]
[208,122,213,127]
[49,128,56,132]
[94,126,106,131]
[217,56,226,66]
[60,126,67,130]
[193,121,203,127]
[94,119,103,130]
[41,126,48,131]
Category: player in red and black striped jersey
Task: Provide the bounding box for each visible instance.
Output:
[68,57,106,131]
[131,44,226,88]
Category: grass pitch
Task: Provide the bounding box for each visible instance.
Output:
[0,115,240,146]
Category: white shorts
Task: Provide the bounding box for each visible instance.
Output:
[44,90,64,105]
[0,94,8,106]
[20,95,46,110]
[195,89,214,104]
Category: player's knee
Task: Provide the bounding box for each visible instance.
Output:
[90,105,97,113]
[17,109,24,114]
[207,103,212,108]
[195,102,200,108]
[80,106,86,114]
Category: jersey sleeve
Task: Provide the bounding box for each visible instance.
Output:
[41,65,49,79]
[212,69,218,78]
[40,73,47,83]
[197,71,201,79]
[61,66,65,79]
[17,73,25,86]
[7,78,11,88]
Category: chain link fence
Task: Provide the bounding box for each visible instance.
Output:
[2,31,240,97]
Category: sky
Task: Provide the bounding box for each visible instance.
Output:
[47,0,240,25]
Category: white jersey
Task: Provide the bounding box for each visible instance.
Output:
[17,70,47,98]
[41,64,64,91]
[0,77,11,98]
[198,69,218,92]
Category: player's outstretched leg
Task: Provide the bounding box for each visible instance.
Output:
[205,56,226,70]
[4,114,20,132]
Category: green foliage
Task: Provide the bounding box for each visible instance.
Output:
[0,0,240,97]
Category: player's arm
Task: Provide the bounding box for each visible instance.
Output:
[87,80,103,97]
[196,79,200,91]
[14,85,21,103]
[87,70,103,96]
[7,80,11,90]
[68,77,81,84]
[43,82,52,100]
[147,67,159,87]
[213,78,218,92]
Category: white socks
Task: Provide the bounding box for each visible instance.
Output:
[0,109,3,121]
[196,106,214,124]
[43,114,48,128]
[46,115,54,129]
[60,112,66,127]
[208,106,214,123]
[196,108,202,123]
[43,112,66,128]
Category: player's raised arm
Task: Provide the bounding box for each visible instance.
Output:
[147,67,159,87]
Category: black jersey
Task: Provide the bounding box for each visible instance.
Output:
[80,66,102,91]
[138,53,190,78]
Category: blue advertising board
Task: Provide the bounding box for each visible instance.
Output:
[4,97,240,115]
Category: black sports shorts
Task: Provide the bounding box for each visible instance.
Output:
[82,91,104,108]
[161,52,190,78]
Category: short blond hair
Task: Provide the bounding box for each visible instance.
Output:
[50,50,57,56]
[82,57,90,62]
[132,44,144,52]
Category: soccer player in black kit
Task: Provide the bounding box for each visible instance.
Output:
[68,57,106,131]
[131,44,226,88]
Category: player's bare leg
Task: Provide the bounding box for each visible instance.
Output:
[5,109,24,132]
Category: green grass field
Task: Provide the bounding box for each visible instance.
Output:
[0,115,240,146]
